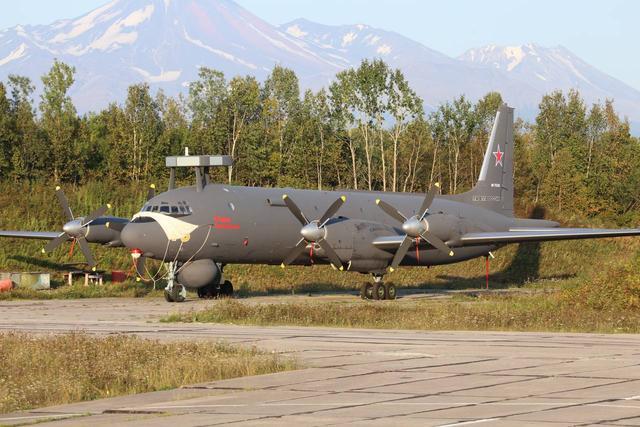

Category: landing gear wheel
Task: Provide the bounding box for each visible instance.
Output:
[163,261,185,303]
[360,283,374,300]
[385,283,397,300]
[170,284,186,303]
[220,280,234,298]
[197,283,219,299]
[373,282,386,300]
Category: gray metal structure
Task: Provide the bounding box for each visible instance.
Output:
[2,104,639,302]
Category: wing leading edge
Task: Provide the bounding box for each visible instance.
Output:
[0,231,63,240]
[459,228,640,245]
[373,227,640,249]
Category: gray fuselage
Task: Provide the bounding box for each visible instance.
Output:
[120,183,508,273]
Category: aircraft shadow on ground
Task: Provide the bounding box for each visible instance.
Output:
[8,255,88,273]
[428,205,575,290]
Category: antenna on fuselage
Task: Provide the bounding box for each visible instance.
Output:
[165,153,233,192]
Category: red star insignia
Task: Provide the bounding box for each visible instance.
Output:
[493,145,504,167]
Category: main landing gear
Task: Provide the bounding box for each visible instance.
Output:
[360,274,397,301]
[197,280,234,299]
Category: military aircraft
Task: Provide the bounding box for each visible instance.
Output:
[2,104,639,302]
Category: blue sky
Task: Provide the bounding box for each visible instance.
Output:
[3,0,639,90]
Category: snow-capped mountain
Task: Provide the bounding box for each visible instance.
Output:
[0,0,344,111]
[0,0,638,130]
[280,18,540,112]
[459,44,640,121]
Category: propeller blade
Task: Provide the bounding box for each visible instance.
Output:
[418,184,439,220]
[43,232,70,253]
[282,194,309,226]
[319,196,346,227]
[281,238,308,267]
[76,237,97,267]
[376,199,407,224]
[82,204,110,226]
[389,235,413,272]
[147,184,156,201]
[55,186,74,221]
[420,231,455,257]
[134,256,147,277]
[317,239,344,271]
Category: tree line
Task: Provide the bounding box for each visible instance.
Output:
[0,59,638,224]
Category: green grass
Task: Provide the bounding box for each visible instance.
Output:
[163,294,640,334]
[165,254,640,334]
[1,180,640,308]
[0,333,297,414]
[0,281,163,300]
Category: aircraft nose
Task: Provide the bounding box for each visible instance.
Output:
[121,219,164,251]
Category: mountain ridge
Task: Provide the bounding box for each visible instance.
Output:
[0,0,638,131]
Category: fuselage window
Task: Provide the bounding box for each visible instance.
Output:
[160,206,170,213]
[151,206,159,212]
[178,205,186,214]
[171,206,179,214]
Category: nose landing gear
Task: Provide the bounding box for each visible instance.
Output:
[164,261,186,303]
[360,274,396,300]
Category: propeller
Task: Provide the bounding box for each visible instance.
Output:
[376,183,454,272]
[281,194,347,270]
[41,186,111,268]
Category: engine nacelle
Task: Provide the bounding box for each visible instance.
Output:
[177,259,221,289]
[85,225,122,246]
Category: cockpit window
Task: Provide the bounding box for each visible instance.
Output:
[141,201,192,216]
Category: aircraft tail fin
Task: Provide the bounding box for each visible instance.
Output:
[460,103,514,217]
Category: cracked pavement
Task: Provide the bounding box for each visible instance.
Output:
[1,298,640,426]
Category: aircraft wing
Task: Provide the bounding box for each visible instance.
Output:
[459,228,640,245]
[372,227,640,249]
[0,231,63,240]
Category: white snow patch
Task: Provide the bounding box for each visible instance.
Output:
[365,34,381,45]
[535,73,547,81]
[0,43,27,66]
[50,0,119,44]
[132,67,181,83]
[84,4,155,52]
[121,4,155,26]
[285,24,307,38]
[183,29,257,69]
[341,32,357,47]
[327,53,349,62]
[52,19,70,30]
[164,0,172,12]
[551,53,592,86]
[376,44,392,55]
[15,26,27,37]
[356,24,366,30]
[504,46,525,71]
